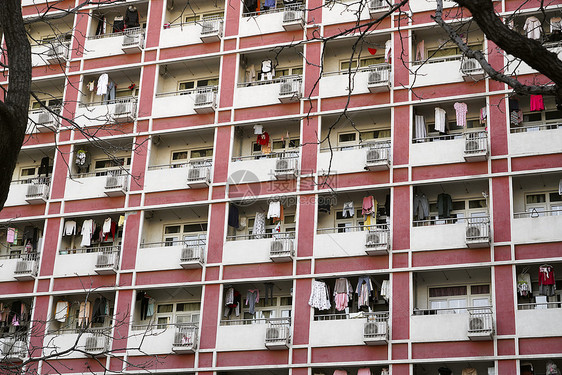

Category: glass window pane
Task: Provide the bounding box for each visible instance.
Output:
[292,67,303,75]
[165,225,181,234]
[183,223,208,232]
[272,141,286,150]
[190,148,213,158]
[549,193,562,202]
[179,81,195,90]
[157,304,173,313]
[339,133,356,143]
[172,151,188,161]
[21,167,37,177]
[469,199,487,209]
[527,194,546,204]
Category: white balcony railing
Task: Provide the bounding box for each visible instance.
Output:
[467,307,494,340]
[365,141,391,170]
[200,17,223,42]
[363,312,389,345]
[269,232,295,262]
[95,249,119,275]
[14,253,39,280]
[172,323,198,353]
[464,131,488,161]
[25,177,50,204]
[265,317,291,350]
[367,64,391,91]
[84,329,109,355]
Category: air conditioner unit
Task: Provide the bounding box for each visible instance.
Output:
[462,58,484,81]
[180,246,204,269]
[367,69,391,92]
[365,231,389,255]
[46,43,68,65]
[172,327,198,353]
[282,9,304,30]
[365,147,390,171]
[200,19,222,42]
[25,182,49,204]
[95,252,117,275]
[14,259,37,281]
[104,174,128,197]
[278,79,301,103]
[369,0,390,16]
[38,111,53,125]
[274,158,298,179]
[270,238,294,262]
[363,321,388,345]
[2,339,26,361]
[463,132,488,162]
[265,326,289,350]
[193,90,216,114]
[467,315,494,340]
[28,109,58,133]
[112,101,136,123]
[465,222,490,248]
[187,166,210,188]
[84,334,106,355]
[122,32,144,53]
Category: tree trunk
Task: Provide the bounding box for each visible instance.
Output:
[0,0,32,211]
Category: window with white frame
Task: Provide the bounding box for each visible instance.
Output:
[337,129,391,148]
[31,97,63,110]
[171,147,213,167]
[163,222,208,246]
[428,284,490,313]
[425,41,483,60]
[426,117,483,136]
[428,197,487,223]
[521,108,562,129]
[184,11,224,23]
[93,156,131,176]
[525,191,562,216]
[335,208,365,232]
[178,77,219,92]
[274,67,303,78]
[340,56,386,71]
[154,301,201,329]
[246,213,296,237]
[252,137,299,156]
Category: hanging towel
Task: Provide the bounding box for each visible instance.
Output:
[362,196,375,215]
[55,301,69,322]
[267,201,281,219]
[96,73,109,96]
[6,227,16,243]
[434,107,447,133]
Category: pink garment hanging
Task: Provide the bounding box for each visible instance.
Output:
[362,196,375,215]
[334,293,349,311]
[453,102,468,128]
[416,40,425,61]
[6,227,16,243]
[358,369,372,375]
[530,95,545,111]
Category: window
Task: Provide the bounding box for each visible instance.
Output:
[20,167,38,179]
[428,197,487,223]
[31,98,63,110]
[116,88,138,98]
[178,78,219,91]
[340,56,386,71]
[274,67,303,78]
[154,302,201,328]
[252,138,299,156]
[428,284,490,313]
[525,191,562,216]
[184,11,224,23]
[163,223,208,245]
[426,42,483,60]
[171,148,213,167]
[337,129,391,148]
[242,296,292,321]
[246,213,296,237]
[521,108,562,130]
[93,157,131,176]
[335,209,364,232]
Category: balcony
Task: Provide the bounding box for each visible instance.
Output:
[269,233,295,262]
[235,76,303,108]
[217,318,291,350]
[463,131,488,162]
[65,168,129,200]
[411,55,466,87]
[411,306,494,342]
[145,160,212,192]
[129,322,199,355]
[14,253,39,281]
[153,85,218,118]
[412,217,490,250]
[0,337,27,361]
[240,6,303,36]
[461,58,485,81]
[320,66,390,98]
[104,172,129,197]
[43,328,110,359]
[509,122,562,156]
[27,108,59,133]
[315,224,390,258]
[84,28,144,59]
[322,0,371,25]
[229,152,299,183]
[54,246,121,277]
[6,177,50,207]
[138,236,207,272]
[274,157,299,180]
[512,210,562,244]
[74,97,137,127]
[310,312,389,347]
[368,0,392,17]
[517,301,562,338]
[365,141,391,171]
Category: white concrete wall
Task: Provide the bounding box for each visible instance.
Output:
[410,314,469,342]
[73,103,119,127]
[53,252,98,277]
[43,333,93,359]
[410,139,465,166]
[411,222,467,251]
[314,232,368,258]
[83,36,127,59]
[228,158,278,183]
[410,59,464,87]
[0,258,19,282]
[5,184,30,207]
[512,216,562,244]
[127,327,178,355]
[309,319,366,346]
[31,44,52,67]
[159,25,203,48]
[409,0,457,12]
[65,176,110,200]
[135,245,184,271]
[322,1,370,25]
[222,239,271,265]
[215,324,268,350]
[319,71,371,98]
[516,309,562,338]
[317,148,368,175]
[152,94,198,118]
[234,83,286,108]
[239,12,285,37]
[509,128,562,157]
[144,168,190,192]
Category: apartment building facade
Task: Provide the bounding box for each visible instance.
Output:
[1,0,562,374]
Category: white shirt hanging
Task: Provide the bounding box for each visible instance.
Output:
[434,107,447,133]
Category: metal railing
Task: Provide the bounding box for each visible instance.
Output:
[200,17,223,35]
[155,86,218,98]
[105,173,128,190]
[412,54,463,65]
[413,216,489,228]
[369,0,391,11]
[265,317,291,344]
[14,253,39,276]
[26,181,50,199]
[319,140,391,153]
[227,231,295,242]
[164,16,224,29]
[367,64,391,85]
[140,236,207,249]
[279,77,302,96]
[413,131,466,143]
[148,159,212,171]
[194,89,216,107]
[180,244,205,263]
[464,131,488,154]
[467,307,493,335]
[314,311,389,321]
[317,223,388,235]
[413,305,493,315]
[269,233,294,257]
[11,176,51,186]
[58,245,120,255]
[0,252,38,260]
[518,301,562,310]
[70,168,130,179]
[172,323,198,348]
[237,74,302,88]
[220,317,273,326]
[87,27,143,40]
[231,150,299,162]
[95,250,119,270]
[510,122,562,133]
[461,58,484,75]
[514,208,562,219]
[242,3,304,17]
[465,217,490,243]
[84,328,110,353]
[79,96,137,108]
[366,142,391,163]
